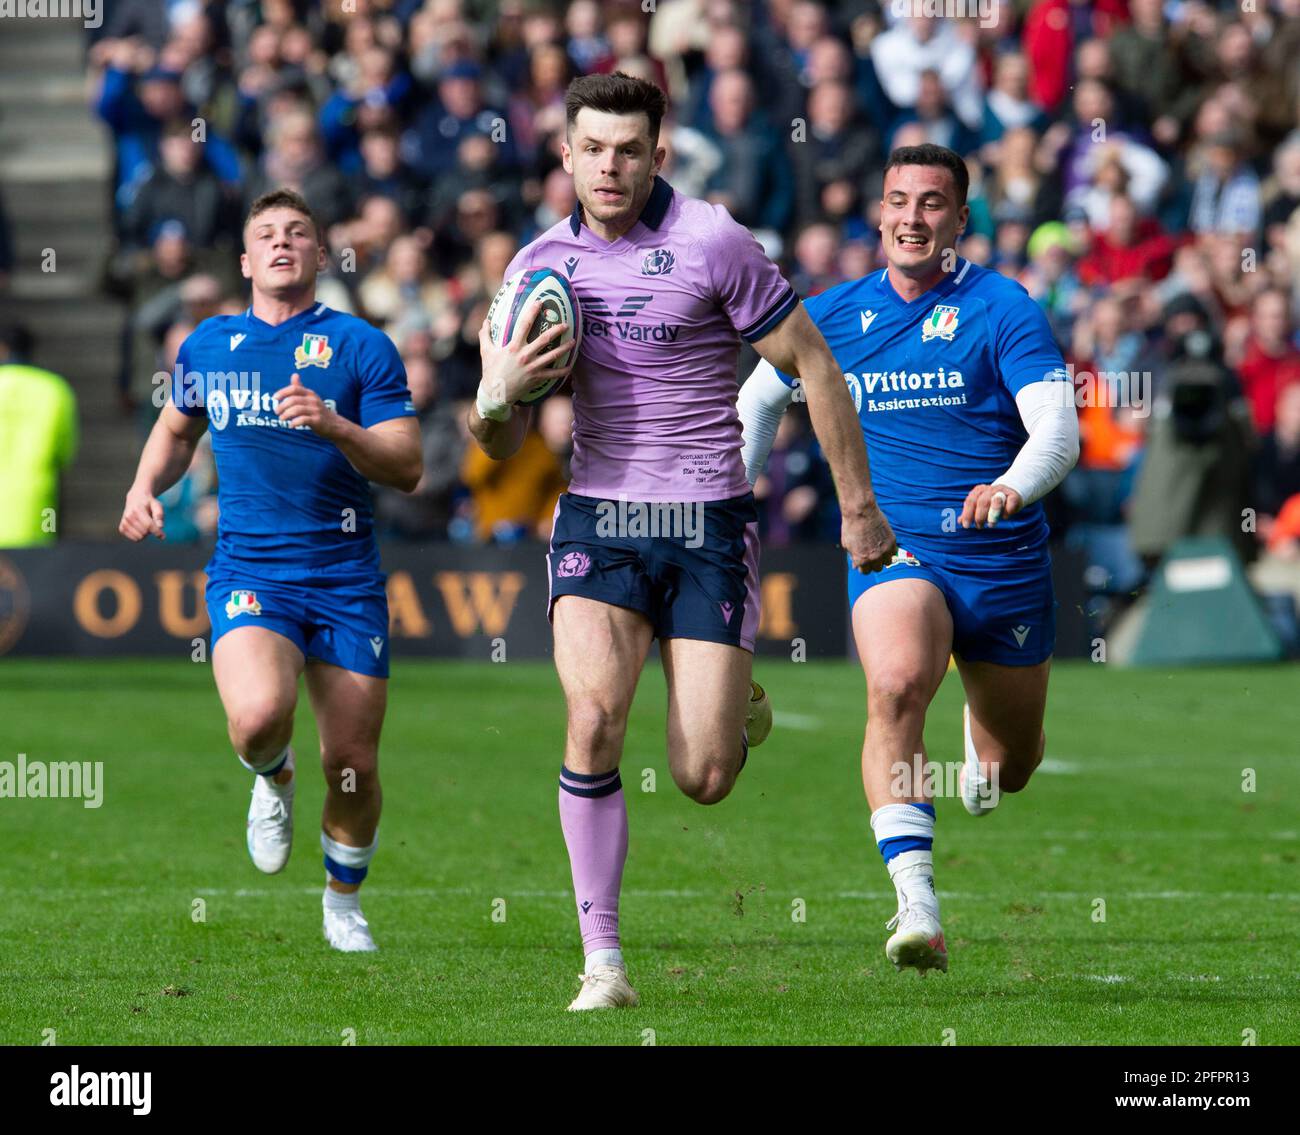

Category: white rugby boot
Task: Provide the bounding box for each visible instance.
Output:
[246,749,295,874]
[959,703,999,816]
[885,893,949,975]
[322,904,379,953]
[567,964,639,1011]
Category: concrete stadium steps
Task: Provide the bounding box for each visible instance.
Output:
[1,17,135,540]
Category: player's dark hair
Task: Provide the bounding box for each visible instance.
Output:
[564,71,668,143]
[882,144,970,207]
[243,188,323,247]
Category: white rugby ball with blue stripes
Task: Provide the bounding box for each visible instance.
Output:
[486,268,582,403]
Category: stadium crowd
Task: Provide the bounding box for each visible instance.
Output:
[77,0,1300,626]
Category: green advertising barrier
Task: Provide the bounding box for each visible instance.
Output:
[1130,536,1284,666]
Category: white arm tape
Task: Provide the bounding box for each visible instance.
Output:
[737,359,796,486]
[475,382,512,422]
[996,379,1081,505]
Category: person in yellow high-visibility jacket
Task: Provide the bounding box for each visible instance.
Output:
[0,325,78,547]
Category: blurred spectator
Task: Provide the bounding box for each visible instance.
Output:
[1062,297,1153,524]
[0,324,78,548]
[1262,142,1300,256]
[373,338,465,541]
[1078,195,1178,288]
[789,80,878,228]
[869,16,983,134]
[659,114,723,203]
[753,407,835,547]
[1021,0,1129,114]
[789,223,842,297]
[1188,130,1262,241]
[684,21,749,133]
[460,424,567,543]
[245,108,354,230]
[358,234,454,338]
[91,43,241,214]
[1235,289,1300,435]
[506,41,573,164]
[320,44,412,174]
[537,394,575,486]
[1254,383,1300,539]
[592,6,668,93]
[979,53,1048,149]
[565,0,611,74]
[122,119,239,254]
[404,60,515,177]
[1022,221,1087,343]
[887,69,977,157]
[701,70,793,235]
[350,126,424,224]
[1108,0,1182,147]
[1050,80,1168,217]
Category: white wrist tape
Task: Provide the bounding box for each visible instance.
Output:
[476,383,512,422]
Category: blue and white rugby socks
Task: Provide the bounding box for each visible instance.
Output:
[870,802,940,918]
[322,831,377,891]
[238,745,291,782]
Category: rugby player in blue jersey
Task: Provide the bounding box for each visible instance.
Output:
[119,189,421,952]
[739,145,1080,974]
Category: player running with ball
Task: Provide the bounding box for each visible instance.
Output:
[470,73,896,1010]
[119,189,421,952]
[739,145,1080,975]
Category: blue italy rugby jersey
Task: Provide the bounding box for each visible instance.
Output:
[776,258,1069,559]
[171,303,414,578]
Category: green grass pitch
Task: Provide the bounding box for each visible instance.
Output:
[1,658,1296,1045]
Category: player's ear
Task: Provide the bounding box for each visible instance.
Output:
[316,241,328,271]
[239,251,251,280]
[653,144,666,175]
[560,138,573,175]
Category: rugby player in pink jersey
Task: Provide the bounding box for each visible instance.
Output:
[468,73,896,1010]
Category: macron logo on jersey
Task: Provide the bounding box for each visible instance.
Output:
[860,310,878,334]
[230,333,246,351]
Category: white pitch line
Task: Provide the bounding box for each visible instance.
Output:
[771,711,821,731]
[1036,759,1080,774]
[5,887,1297,901]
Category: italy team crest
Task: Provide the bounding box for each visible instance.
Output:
[921,305,960,342]
[225,590,262,618]
[294,333,333,368]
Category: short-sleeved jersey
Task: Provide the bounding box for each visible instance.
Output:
[171,303,414,578]
[507,176,797,502]
[776,258,1069,558]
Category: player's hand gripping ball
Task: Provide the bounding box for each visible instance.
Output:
[486,268,583,403]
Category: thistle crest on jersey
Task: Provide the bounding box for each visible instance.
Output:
[921,305,960,343]
[294,333,333,369]
[226,590,262,618]
[641,248,675,276]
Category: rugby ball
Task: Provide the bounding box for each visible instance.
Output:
[486,268,582,403]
